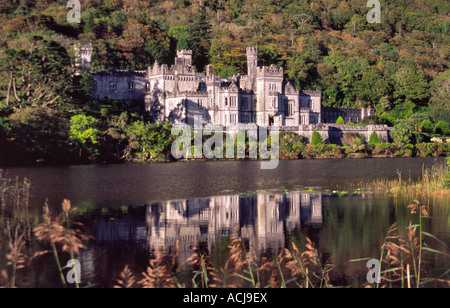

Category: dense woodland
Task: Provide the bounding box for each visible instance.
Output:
[0,0,449,164]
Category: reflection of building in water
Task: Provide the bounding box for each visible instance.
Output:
[92,192,322,263]
[145,192,322,261]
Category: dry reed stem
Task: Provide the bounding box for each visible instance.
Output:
[140,250,179,288]
[114,265,136,288]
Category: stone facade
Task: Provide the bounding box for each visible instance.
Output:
[321,106,375,124]
[89,47,321,127]
[145,47,322,127]
[85,46,391,139]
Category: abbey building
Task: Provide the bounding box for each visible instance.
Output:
[89,47,323,127]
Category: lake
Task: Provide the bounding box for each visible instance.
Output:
[1,157,449,287]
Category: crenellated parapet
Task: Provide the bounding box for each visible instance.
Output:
[256,64,284,77]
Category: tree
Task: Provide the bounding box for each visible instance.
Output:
[369,131,380,144]
[7,107,70,163]
[429,71,450,123]
[434,121,449,136]
[68,114,101,160]
[419,119,434,134]
[176,36,190,51]
[311,129,322,145]
[189,5,211,71]
[393,64,429,105]
[336,116,345,124]
[0,35,73,110]
[84,14,96,34]
[390,123,413,147]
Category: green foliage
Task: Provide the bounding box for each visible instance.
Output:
[434,121,449,136]
[415,143,445,157]
[68,114,101,160]
[0,35,73,109]
[336,116,344,124]
[369,132,380,145]
[390,123,414,147]
[419,119,434,134]
[7,107,69,163]
[311,129,322,145]
[279,131,304,159]
[0,0,449,165]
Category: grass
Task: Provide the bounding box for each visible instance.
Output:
[354,159,450,199]
[113,232,335,289]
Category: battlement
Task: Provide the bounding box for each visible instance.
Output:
[300,90,321,97]
[257,64,283,77]
[246,46,258,56]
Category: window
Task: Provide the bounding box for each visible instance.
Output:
[241,97,248,109]
[109,82,116,90]
[198,99,204,108]
[285,100,294,116]
[230,96,237,107]
[225,97,228,106]
[230,114,237,124]
[270,97,278,109]
[129,82,135,91]
[269,83,278,92]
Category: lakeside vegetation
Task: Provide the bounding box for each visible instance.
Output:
[0,0,449,165]
[0,159,448,288]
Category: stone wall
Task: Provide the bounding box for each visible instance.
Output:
[276,124,391,145]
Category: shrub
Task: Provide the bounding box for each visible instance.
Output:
[419,119,434,134]
[368,131,380,144]
[311,129,322,145]
[435,121,449,136]
[336,116,345,124]
[416,143,445,157]
[390,123,413,147]
[279,131,304,159]
[342,132,364,146]
[373,143,395,157]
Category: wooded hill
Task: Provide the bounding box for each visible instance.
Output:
[0,0,448,164]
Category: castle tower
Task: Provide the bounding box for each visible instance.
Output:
[74,43,93,75]
[246,47,258,91]
[175,49,193,67]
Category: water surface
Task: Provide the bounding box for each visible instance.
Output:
[1,157,448,287]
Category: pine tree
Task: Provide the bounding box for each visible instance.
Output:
[84,15,96,34]
[336,116,345,124]
[189,4,211,71]
[176,36,190,51]
[369,131,380,144]
[311,129,322,145]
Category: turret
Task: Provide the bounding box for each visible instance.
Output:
[246,47,258,91]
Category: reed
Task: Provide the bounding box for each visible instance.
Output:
[113,232,335,289]
[352,200,450,288]
[33,199,93,288]
[353,161,449,199]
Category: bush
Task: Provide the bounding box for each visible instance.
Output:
[435,121,449,136]
[311,129,322,145]
[419,119,434,134]
[336,116,345,124]
[416,143,446,157]
[372,143,395,157]
[279,131,304,159]
[368,131,380,144]
[390,123,413,147]
[342,132,364,146]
